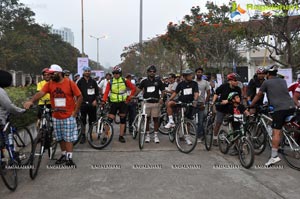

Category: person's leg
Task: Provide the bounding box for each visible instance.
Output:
[80,104,88,144]
[118,103,128,143]
[152,103,161,143]
[53,118,67,164]
[165,101,176,128]
[64,116,77,167]
[213,111,224,146]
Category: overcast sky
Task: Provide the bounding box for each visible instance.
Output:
[19,0,258,68]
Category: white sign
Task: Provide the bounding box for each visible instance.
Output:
[216,74,223,88]
[77,57,89,76]
[278,68,292,86]
[91,70,105,79]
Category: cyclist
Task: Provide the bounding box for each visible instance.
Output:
[76,66,99,144]
[99,73,112,95]
[135,65,165,143]
[125,73,137,134]
[194,67,210,141]
[73,73,80,83]
[0,70,25,126]
[289,74,300,95]
[247,67,266,113]
[250,65,295,166]
[36,68,52,128]
[211,73,242,146]
[164,69,199,144]
[165,73,178,96]
[24,64,83,167]
[102,66,136,143]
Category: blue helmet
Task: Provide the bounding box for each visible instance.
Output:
[82,66,91,71]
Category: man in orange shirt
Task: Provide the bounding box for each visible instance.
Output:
[24,64,83,167]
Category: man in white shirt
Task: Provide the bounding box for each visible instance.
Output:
[98,73,112,95]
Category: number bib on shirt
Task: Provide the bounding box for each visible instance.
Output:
[87,88,95,95]
[54,98,66,107]
[147,86,155,93]
[183,88,192,95]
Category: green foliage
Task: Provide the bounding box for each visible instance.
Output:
[5,86,37,127]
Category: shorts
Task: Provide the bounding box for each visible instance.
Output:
[272,108,295,129]
[216,111,226,124]
[109,102,128,115]
[80,103,97,125]
[52,116,78,142]
[145,103,160,118]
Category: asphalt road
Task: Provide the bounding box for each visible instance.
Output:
[1,124,300,199]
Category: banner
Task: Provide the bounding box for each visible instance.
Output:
[278,68,292,86]
[77,57,89,77]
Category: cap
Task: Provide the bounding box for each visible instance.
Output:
[82,66,91,71]
[49,64,63,72]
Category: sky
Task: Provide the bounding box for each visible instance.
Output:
[19,0,260,68]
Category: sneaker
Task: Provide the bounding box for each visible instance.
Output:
[265,156,281,167]
[145,134,150,143]
[66,158,77,168]
[154,134,160,144]
[55,155,66,165]
[213,139,219,146]
[80,135,86,144]
[119,136,126,143]
[185,136,192,145]
[164,122,175,129]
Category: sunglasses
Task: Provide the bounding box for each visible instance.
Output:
[232,79,238,82]
[113,72,120,75]
[148,70,156,73]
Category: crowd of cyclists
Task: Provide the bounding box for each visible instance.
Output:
[1,63,300,172]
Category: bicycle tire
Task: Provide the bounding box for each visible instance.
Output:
[168,126,176,143]
[73,117,84,146]
[87,119,114,150]
[249,123,267,155]
[132,115,139,140]
[238,137,255,169]
[0,148,18,191]
[14,127,34,165]
[175,119,197,154]
[280,130,300,171]
[138,116,146,150]
[204,116,214,151]
[29,133,44,180]
[218,130,229,154]
[158,113,169,135]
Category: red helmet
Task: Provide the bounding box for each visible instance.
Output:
[42,68,49,75]
[256,67,265,74]
[112,66,122,73]
[227,73,239,81]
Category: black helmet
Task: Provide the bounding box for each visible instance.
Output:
[146,65,157,72]
[0,70,12,88]
[112,65,122,73]
[227,92,239,101]
[182,69,194,75]
[265,65,278,73]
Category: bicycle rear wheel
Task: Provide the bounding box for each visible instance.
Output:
[238,137,254,169]
[218,130,230,154]
[158,113,169,135]
[138,116,146,150]
[132,115,139,140]
[29,132,44,180]
[175,120,197,154]
[204,116,213,151]
[87,119,114,150]
[249,123,267,155]
[281,131,300,171]
[0,148,18,191]
[73,116,83,146]
[14,127,33,165]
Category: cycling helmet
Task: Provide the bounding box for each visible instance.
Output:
[112,65,122,73]
[42,68,49,75]
[227,73,239,81]
[146,65,157,72]
[265,65,278,73]
[74,73,80,78]
[182,68,194,75]
[63,69,70,74]
[256,67,265,74]
[227,92,239,101]
[82,66,91,71]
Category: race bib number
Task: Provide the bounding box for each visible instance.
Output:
[183,88,192,95]
[54,98,66,107]
[234,114,243,122]
[87,88,95,95]
[147,86,155,93]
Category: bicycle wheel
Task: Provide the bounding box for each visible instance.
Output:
[249,123,267,155]
[238,137,254,169]
[73,116,83,146]
[132,115,139,140]
[204,116,213,151]
[175,119,197,154]
[168,126,176,143]
[138,116,146,150]
[280,130,300,171]
[218,130,230,154]
[14,127,33,165]
[87,119,114,150]
[0,148,18,191]
[47,132,57,160]
[29,132,44,180]
[158,113,169,135]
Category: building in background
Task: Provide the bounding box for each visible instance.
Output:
[51,27,74,46]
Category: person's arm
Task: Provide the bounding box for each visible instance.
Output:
[102,82,111,103]
[250,91,263,107]
[125,80,136,103]
[73,94,83,117]
[0,89,25,114]
[293,91,300,107]
[24,91,46,109]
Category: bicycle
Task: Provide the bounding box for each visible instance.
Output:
[218,113,255,169]
[73,112,83,146]
[168,102,198,154]
[29,102,58,180]
[203,103,215,151]
[86,102,114,150]
[0,114,33,191]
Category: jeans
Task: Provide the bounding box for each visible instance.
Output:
[195,106,206,138]
[128,102,137,127]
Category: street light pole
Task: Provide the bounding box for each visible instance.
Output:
[90,35,106,68]
[81,0,85,56]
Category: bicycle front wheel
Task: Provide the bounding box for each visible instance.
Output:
[204,116,214,151]
[238,137,254,169]
[138,116,146,150]
[218,130,229,154]
[0,148,18,191]
[175,119,197,154]
[158,113,169,135]
[29,132,44,180]
[73,116,84,146]
[281,130,300,171]
[87,119,114,150]
[132,115,139,140]
[14,127,33,165]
